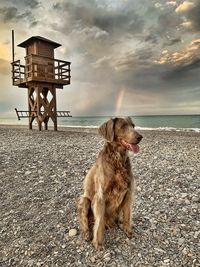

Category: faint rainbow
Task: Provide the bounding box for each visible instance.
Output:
[115,88,125,115]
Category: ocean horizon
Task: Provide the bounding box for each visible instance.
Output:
[0,114,200,132]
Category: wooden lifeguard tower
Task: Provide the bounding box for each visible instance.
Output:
[11,31,71,131]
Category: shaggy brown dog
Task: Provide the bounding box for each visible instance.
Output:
[78,117,142,249]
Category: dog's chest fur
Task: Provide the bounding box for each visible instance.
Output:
[105,172,129,209]
[102,145,132,209]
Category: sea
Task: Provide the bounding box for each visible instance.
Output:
[0,114,200,132]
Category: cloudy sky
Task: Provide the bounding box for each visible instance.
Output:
[0,0,200,116]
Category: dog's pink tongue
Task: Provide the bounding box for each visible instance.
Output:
[129,144,140,153]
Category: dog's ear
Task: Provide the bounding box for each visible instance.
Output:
[126,116,133,124]
[126,116,135,127]
[98,118,116,142]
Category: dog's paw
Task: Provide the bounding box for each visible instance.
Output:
[92,239,104,251]
[81,230,90,241]
[125,229,133,238]
[123,226,133,238]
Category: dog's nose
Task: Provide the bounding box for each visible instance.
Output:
[137,135,143,142]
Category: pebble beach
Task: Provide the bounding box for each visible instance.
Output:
[0,125,199,267]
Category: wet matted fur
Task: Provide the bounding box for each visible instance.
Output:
[77,117,143,249]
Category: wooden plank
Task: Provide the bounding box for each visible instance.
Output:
[15,109,72,119]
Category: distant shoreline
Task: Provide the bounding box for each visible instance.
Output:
[0,114,199,131]
[0,124,200,134]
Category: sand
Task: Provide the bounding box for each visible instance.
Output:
[0,125,199,267]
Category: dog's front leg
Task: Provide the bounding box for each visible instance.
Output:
[92,194,105,250]
[121,191,133,238]
[78,196,91,241]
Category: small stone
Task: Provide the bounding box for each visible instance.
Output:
[194,231,199,239]
[104,252,111,257]
[154,247,165,253]
[103,252,111,262]
[69,229,77,237]
[59,210,64,214]
[90,256,96,263]
[192,204,198,209]
[110,263,117,267]
[181,193,187,198]
[104,257,111,262]
[178,238,185,246]
[182,247,187,255]
[192,196,199,202]
[25,171,32,175]
[172,227,180,235]
[185,199,190,204]
[28,260,34,267]
[164,258,170,263]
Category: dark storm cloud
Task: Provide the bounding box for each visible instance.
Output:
[22,0,40,9]
[0,0,40,25]
[53,3,61,10]
[0,0,40,9]
[114,47,154,70]
[163,37,182,46]
[52,0,145,35]
[93,11,144,35]
[30,21,39,27]
[141,5,182,47]
[114,62,165,92]
[144,33,158,44]
[102,40,200,95]
[158,12,179,32]
[150,13,182,45]
[52,0,99,28]
[112,60,200,102]
[0,6,31,22]
[27,0,200,116]
[163,58,200,80]
[51,0,200,96]
[51,0,149,80]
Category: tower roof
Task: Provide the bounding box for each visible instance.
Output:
[18,36,61,48]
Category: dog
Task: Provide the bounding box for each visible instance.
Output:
[77,117,143,249]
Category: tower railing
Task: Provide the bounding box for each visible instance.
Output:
[11,55,71,86]
[11,60,25,85]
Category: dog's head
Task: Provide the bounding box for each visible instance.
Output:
[99,117,143,153]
